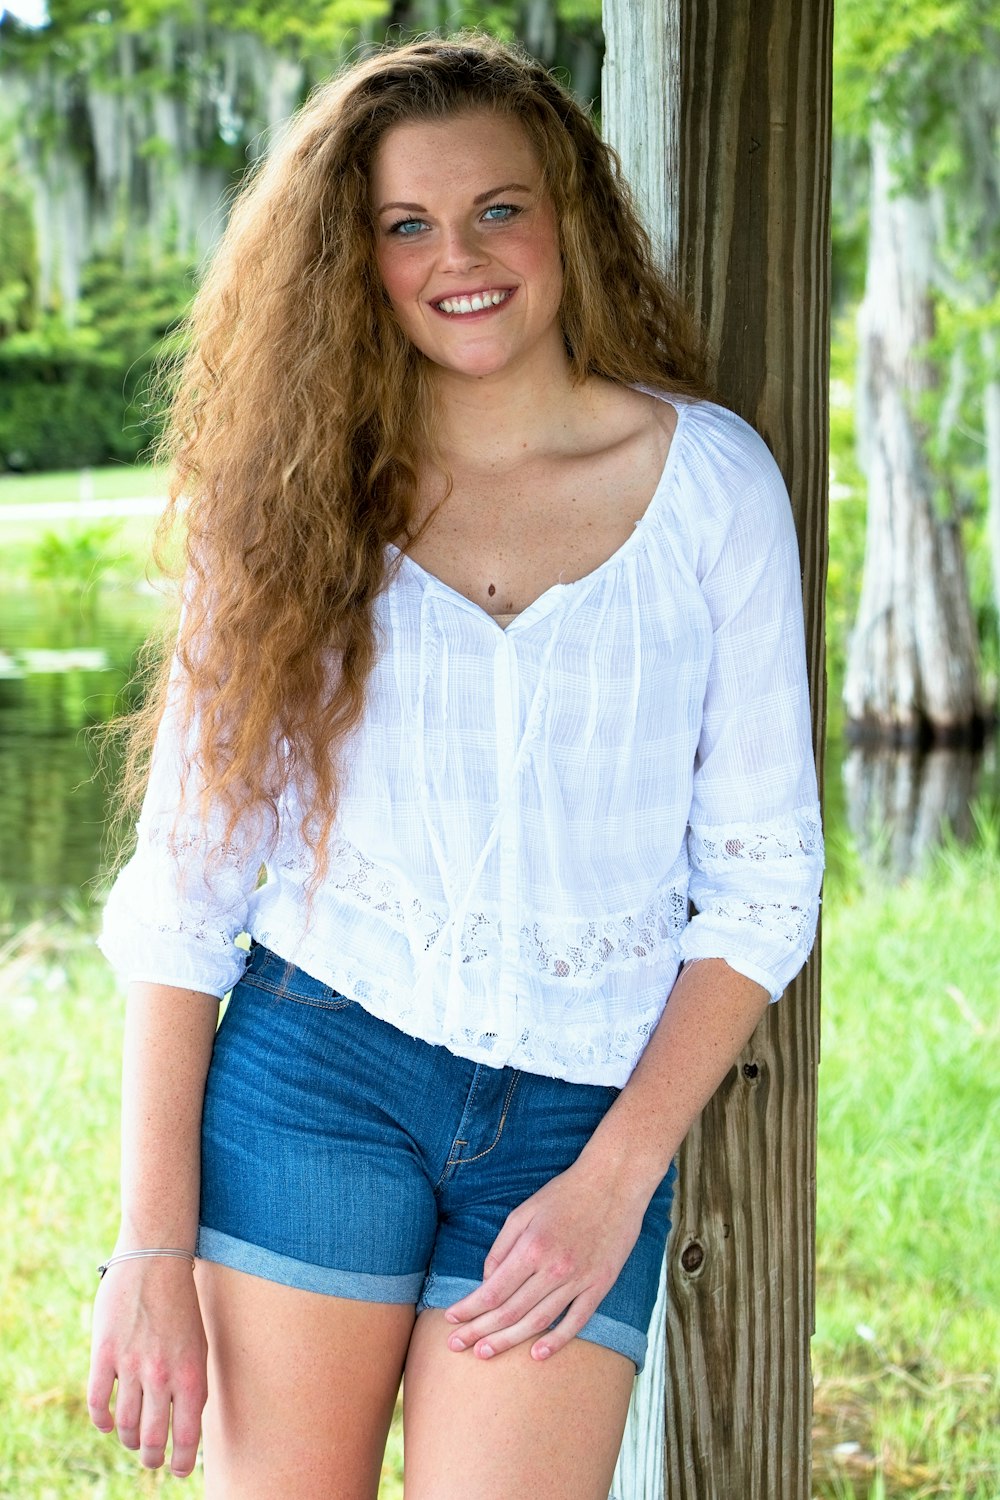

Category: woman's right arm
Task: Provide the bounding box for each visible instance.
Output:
[87,981,220,1477]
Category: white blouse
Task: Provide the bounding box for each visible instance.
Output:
[99,396,823,1087]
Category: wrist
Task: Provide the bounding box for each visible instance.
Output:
[98,1247,196,1278]
[115,1212,197,1260]
[574,1122,675,1210]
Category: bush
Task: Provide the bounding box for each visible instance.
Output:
[0,256,192,473]
[0,345,156,470]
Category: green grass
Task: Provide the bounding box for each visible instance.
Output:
[0,465,166,506]
[812,829,1000,1498]
[0,466,173,593]
[2,843,998,1497]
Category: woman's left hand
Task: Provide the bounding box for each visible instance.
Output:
[442,1159,650,1362]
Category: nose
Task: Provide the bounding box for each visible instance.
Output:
[438,221,488,273]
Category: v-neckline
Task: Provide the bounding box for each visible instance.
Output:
[386,395,686,635]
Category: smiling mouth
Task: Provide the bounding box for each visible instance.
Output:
[434,289,514,316]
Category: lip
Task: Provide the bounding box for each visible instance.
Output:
[429,287,518,317]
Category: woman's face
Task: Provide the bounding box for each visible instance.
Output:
[370,110,565,382]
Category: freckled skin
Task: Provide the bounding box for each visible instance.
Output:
[371,113,565,384]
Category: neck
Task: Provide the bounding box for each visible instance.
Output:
[427,340,580,469]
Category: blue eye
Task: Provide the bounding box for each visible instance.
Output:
[389,218,427,236]
[482,203,519,223]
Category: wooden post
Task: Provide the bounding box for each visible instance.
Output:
[604,4,831,1497]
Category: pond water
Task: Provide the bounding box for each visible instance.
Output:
[0,585,164,922]
[1,583,998,923]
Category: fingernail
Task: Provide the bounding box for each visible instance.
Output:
[533,1343,552,1360]
[478,1342,495,1359]
[448,1335,466,1351]
[444,1310,460,1324]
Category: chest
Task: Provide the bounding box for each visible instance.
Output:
[402,442,672,621]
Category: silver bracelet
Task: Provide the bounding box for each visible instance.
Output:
[97,1248,196,1278]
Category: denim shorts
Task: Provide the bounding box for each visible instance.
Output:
[197,944,676,1372]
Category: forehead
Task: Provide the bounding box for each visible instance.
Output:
[370,111,542,204]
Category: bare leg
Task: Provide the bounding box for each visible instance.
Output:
[402,1310,634,1500]
[196,1261,415,1500]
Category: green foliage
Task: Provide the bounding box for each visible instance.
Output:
[833,1,1000,287]
[30,523,120,585]
[0,161,35,338]
[0,256,191,473]
[833,0,996,138]
[0,346,140,471]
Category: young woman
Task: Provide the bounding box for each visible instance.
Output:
[88,34,823,1500]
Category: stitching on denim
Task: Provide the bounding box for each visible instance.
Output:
[238,971,349,1010]
[448,1071,521,1168]
[437,1066,483,1186]
[277,994,352,1012]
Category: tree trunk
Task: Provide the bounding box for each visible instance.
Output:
[982,331,1000,645]
[603,2,831,1496]
[843,124,982,745]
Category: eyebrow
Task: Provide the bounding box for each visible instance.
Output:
[375,182,534,215]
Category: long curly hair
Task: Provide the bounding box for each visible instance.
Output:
[117,32,710,876]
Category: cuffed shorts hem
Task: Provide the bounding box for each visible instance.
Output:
[196,1225,426,1304]
[416,1272,649,1372]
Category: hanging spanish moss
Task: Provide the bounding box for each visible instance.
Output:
[0,16,320,322]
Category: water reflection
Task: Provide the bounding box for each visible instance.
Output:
[0,592,158,920]
[842,742,996,879]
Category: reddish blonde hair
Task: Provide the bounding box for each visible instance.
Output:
[118,33,709,872]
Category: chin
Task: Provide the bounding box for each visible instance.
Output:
[428,351,516,380]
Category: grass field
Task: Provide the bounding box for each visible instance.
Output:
[0,467,166,507]
[0,467,172,596]
[1,836,998,1498]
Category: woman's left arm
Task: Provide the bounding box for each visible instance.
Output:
[443,957,768,1362]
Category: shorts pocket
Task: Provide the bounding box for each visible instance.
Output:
[239,948,353,1011]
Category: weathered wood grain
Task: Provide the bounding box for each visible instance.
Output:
[603,2,831,1496]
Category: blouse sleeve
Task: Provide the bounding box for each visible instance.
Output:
[677,413,824,1000]
[97,662,274,998]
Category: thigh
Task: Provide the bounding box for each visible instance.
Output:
[402,1309,633,1500]
[196,1261,414,1500]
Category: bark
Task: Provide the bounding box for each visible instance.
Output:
[982,331,1000,644]
[843,124,982,744]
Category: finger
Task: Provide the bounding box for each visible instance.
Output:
[168,1368,208,1477]
[112,1374,142,1451]
[481,1207,531,1279]
[529,1290,603,1361]
[444,1249,537,1326]
[138,1378,171,1470]
[445,1270,554,1349]
[471,1284,593,1360]
[86,1354,117,1434]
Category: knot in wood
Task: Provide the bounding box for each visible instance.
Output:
[680,1240,705,1274]
[742,1061,760,1081]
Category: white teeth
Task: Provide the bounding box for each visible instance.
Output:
[437,290,511,315]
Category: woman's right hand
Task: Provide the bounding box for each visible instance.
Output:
[87,1256,208,1477]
